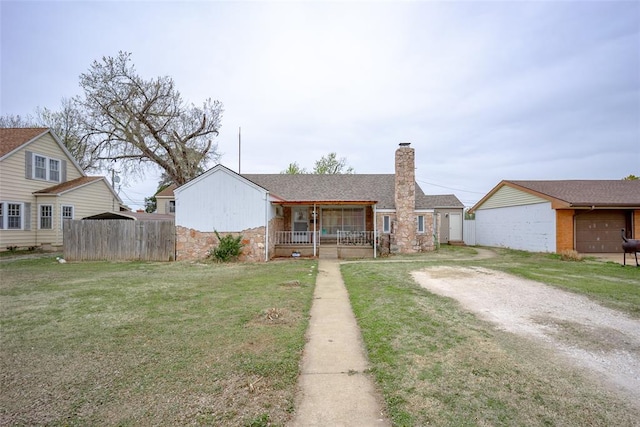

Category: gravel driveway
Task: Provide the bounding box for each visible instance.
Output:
[412,266,640,405]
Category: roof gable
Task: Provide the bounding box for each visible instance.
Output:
[0,127,85,176]
[33,176,123,203]
[0,128,49,158]
[472,180,640,211]
[175,164,268,195]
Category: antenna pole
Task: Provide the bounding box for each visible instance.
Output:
[238,126,241,174]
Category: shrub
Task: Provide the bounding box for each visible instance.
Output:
[559,249,583,262]
[209,231,244,262]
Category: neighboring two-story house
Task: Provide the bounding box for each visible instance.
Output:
[0,128,123,251]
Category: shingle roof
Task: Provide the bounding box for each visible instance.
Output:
[155,184,177,197]
[508,180,640,207]
[33,176,105,195]
[243,174,464,209]
[0,127,49,158]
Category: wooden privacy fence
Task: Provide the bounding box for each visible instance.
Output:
[63,220,175,261]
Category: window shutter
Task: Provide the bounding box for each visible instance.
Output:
[61,160,67,182]
[24,203,31,230]
[25,151,33,179]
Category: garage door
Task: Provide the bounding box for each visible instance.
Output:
[575,210,626,253]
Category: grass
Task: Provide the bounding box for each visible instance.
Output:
[2,247,638,426]
[342,246,640,426]
[0,257,317,426]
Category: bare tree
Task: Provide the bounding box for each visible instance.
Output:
[0,114,36,127]
[35,99,102,172]
[76,51,223,185]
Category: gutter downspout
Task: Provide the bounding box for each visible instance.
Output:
[265,192,270,262]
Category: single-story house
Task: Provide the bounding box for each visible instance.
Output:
[469,180,640,253]
[174,143,465,261]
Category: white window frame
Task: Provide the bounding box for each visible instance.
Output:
[6,202,23,230]
[383,215,391,233]
[32,153,61,182]
[39,204,53,230]
[417,215,425,234]
[62,205,74,221]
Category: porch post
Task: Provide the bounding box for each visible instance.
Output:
[313,203,317,257]
[373,204,377,259]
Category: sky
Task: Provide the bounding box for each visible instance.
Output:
[2,0,639,210]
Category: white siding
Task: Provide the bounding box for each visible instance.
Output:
[478,186,547,210]
[475,202,556,252]
[176,167,268,232]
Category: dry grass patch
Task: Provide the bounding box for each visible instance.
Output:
[1,257,317,426]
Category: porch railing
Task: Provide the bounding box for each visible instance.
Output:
[275,231,316,245]
[337,230,375,246]
[274,231,376,246]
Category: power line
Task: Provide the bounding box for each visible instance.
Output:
[416,179,486,194]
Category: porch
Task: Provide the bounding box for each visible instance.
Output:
[273,231,377,259]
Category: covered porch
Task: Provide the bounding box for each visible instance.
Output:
[273,202,378,259]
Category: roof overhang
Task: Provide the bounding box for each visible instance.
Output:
[275,200,378,206]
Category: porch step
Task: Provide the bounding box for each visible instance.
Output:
[447,241,466,246]
[318,246,338,259]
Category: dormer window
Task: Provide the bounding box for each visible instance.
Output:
[31,154,61,182]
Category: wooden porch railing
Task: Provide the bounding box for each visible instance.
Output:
[275,231,376,246]
[275,231,316,245]
[337,230,375,246]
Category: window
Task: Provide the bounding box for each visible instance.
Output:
[0,203,3,229]
[39,205,53,229]
[321,207,365,235]
[169,200,175,213]
[417,215,425,233]
[7,203,22,229]
[383,215,391,233]
[32,154,61,182]
[62,205,74,221]
[49,159,60,182]
[34,155,47,179]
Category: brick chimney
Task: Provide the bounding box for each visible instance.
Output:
[394,143,416,253]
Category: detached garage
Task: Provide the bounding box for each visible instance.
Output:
[470,180,640,254]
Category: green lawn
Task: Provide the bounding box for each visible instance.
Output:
[342,246,640,426]
[0,257,317,426]
[2,248,638,426]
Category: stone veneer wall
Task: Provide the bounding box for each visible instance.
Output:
[376,211,436,256]
[394,144,417,253]
[176,225,270,262]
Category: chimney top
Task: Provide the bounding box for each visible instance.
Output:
[399,142,411,147]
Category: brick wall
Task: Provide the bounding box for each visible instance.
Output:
[634,210,640,239]
[556,209,574,252]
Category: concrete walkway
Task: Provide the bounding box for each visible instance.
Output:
[289,259,389,426]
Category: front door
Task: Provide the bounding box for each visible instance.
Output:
[293,207,309,243]
[449,213,462,241]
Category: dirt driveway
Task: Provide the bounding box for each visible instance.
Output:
[412,266,640,405]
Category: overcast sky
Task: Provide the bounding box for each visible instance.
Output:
[2,0,639,209]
